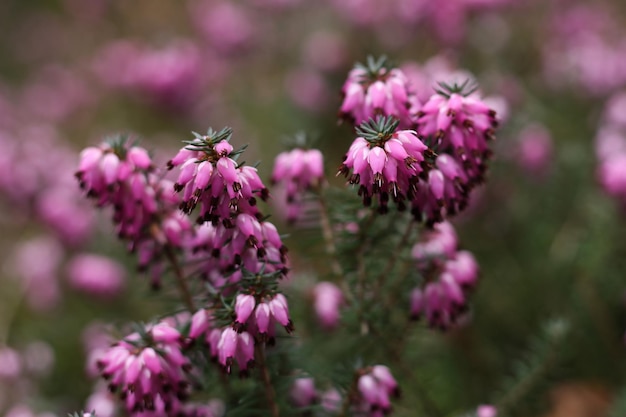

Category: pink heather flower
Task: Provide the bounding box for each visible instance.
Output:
[86,388,117,417]
[321,388,342,412]
[22,342,54,377]
[605,92,626,127]
[355,365,399,414]
[543,5,626,95]
[401,55,470,104]
[271,146,324,223]
[249,293,294,340]
[234,294,256,330]
[188,215,289,285]
[20,64,94,124]
[36,187,95,246]
[4,405,36,417]
[340,56,419,129]
[312,282,344,329]
[477,405,498,417]
[216,328,255,375]
[417,83,497,169]
[92,40,203,110]
[12,236,63,312]
[66,254,126,298]
[411,81,497,223]
[190,1,255,54]
[338,116,432,213]
[411,220,458,262]
[97,321,192,413]
[168,127,268,225]
[0,347,22,380]
[188,308,215,341]
[290,377,317,407]
[598,153,626,201]
[77,137,192,279]
[516,124,553,176]
[410,222,479,329]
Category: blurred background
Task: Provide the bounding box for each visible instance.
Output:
[1,0,626,416]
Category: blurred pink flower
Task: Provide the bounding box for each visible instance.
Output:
[190,1,255,53]
[12,237,64,312]
[66,254,126,298]
[285,68,330,112]
[516,123,553,176]
[312,282,344,329]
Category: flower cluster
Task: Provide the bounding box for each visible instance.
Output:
[167,127,288,290]
[96,322,194,414]
[187,292,294,376]
[339,56,419,129]
[354,365,400,416]
[289,366,398,416]
[409,221,479,329]
[412,81,498,224]
[338,58,498,224]
[596,91,626,207]
[76,136,192,284]
[338,116,432,213]
[168,127,268,224]
[312,282,344,329]
[271,143,324,224]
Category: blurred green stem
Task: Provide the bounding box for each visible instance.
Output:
[375,218,414,291]
[316,184,355,304]
[164,244,196,312]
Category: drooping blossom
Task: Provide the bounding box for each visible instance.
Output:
[339,56,419,129]
[354,365,400,415]
[271,144,324,223]
[542,4,626,95]
[412,80,498,224]
[338,116,433,213]
[312,282,344,329]
[96,321,193,414]
[66,254,126,298]
[11,236,64,312]
[187,215,289,286]
[290,377,317,407]
[477,404,498,417]
[214,327,255,376]
[189,1,256,54]
[410,221,479,329]
[92,40,204,110]
[168,127,268,225]
[595,90,626,208]
[515,123,553,176]
[76,136,192,282]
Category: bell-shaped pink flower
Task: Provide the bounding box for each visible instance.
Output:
[313,282,344,329]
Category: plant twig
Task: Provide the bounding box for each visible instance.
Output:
[256,343,280,417]
[316,184,344,278]
[164,244,196,312]
[375,218,415,291]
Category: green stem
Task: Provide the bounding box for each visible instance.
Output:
[316,184,356,305]
[317,184,344,277]
[375,218,415,291]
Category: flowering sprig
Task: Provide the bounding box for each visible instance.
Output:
[338,115,432,213]
[168,127,268,225]
[96,321,194,415]
[340,56,419,128]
